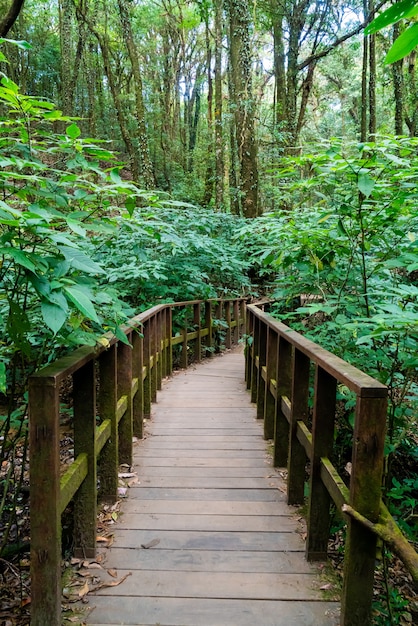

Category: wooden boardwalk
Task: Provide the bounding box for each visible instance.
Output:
[86,349,340,626]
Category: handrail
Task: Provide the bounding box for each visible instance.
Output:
[245,303,388,626]
[29,297,247,626]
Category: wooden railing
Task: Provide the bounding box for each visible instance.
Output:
[245,303,388,626]
[29,297,247,626]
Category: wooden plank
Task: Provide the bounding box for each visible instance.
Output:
[138,449,272,458]
[120,500,297,516]
[95,547,312,573]
[91,570,324,601]
[143,437,265,452]
[127,488,286,501]
[108,530,306,551]
[130,476,285,489]
[87,597,339,626]
[134,458,273,468]
[134,466,277,477]
[117,513,298,532]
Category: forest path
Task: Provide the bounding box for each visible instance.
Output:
[84,349,340,626]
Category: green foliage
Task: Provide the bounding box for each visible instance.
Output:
[90,205,252,309]
[366,0,418,63]
[0,70,157,404]
[237,136,418,540]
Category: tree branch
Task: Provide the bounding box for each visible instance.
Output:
[343,503,418,587]
[297,0,387,72]
[0,0,26,38]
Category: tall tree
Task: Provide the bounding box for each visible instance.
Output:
[117,0,155,188]
[227,0,260,217]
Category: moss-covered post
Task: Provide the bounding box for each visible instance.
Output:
[194,302,202,362]
[150,314,158,401]
[341,393,387,625]
[132,330,144,438]
[264,327,278,440]
[156,311,163,391]
[233,299,240,344]
[256,320,267,420]
[225,300,232,348]
[98,344,118,501]
[245,305,254,389]
[73,360,97,558]
[273,336,292,467]
[287,348,310,505]
[143,320,151,418]
[117,334,133,466]
[29,375,61,626]
[250,313,260,403]
[167,306,173,375]
[306,365,336,560]
[204,301,213,358]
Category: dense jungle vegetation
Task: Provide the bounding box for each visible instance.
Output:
[0,0,417,623]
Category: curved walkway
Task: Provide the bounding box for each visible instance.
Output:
[86,349,340,626]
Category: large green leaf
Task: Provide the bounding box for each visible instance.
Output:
[66,123,81,139]
[385,22,418,63]
[358,171,375,197]
[0,247,37,273]
[0,38,32,50]
[41,300,68,334]
[64,285,100,323]
[365,0,418,34]
[0,361,6,395]
[59,245,105,274]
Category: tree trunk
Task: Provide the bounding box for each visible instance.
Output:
[214,0,225,210]
[202,17,214,207]
[75,2,141,181]
[392,23,404,135]
[0,0,25,37]
[227,0,259,218]
[360,31,368,141]
[117,0,155,188]
[272,7,286,129]
[368,0,376,138]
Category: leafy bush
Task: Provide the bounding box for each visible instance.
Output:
[90,204,252,309]
[236,136,418,538]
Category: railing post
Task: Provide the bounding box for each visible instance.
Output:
[156,311,163,391]
[204,301,213,358]
[214,301,222,353]
[73,361,97,558]
[245,305,254,389]
[233,299,240,344]
[264,327,278,440]
[160,309,168,379]
[132,330,144,438]
[181,306,188,368]
[150,314,158,401]
[287,348,310,505]
[117,336,133,466]
[341,394,387,626]
[273,336,292,467]
[98,344,118,502]
[306,365,336,560]
[143,320,151,418]
[256,321,268,420]
[29,375,61,626]
[225,300,232,349]
[194,302,202,362]
[250,314,260,403]
[167,306,173,375]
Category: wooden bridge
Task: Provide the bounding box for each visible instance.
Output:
[84,348,339,625]
[29,297,399,626]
